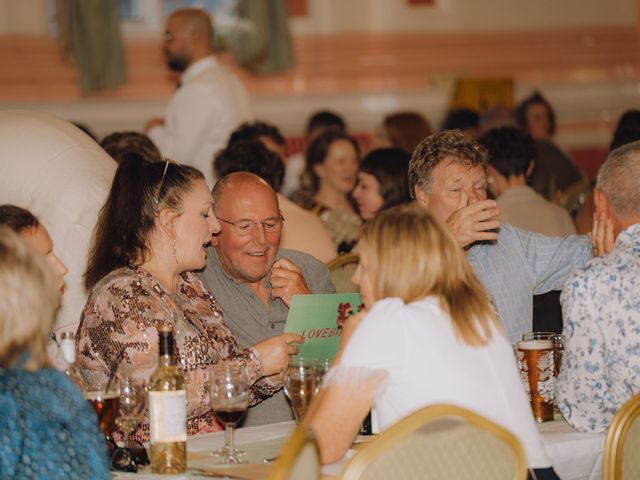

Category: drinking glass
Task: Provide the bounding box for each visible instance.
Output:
[517,332,555,422]
[208,363,250,464]
[110,377,149,470]
[115,377,147,448]
[283,358,320,423]
[78,367,121,440]
[552,334,564,377]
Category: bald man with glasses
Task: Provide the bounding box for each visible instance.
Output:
[198,172,336,426]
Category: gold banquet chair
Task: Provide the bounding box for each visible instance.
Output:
[603,392,640,480]
[340,404,527,480]
[326,253,360,294]
[269,425,321,480]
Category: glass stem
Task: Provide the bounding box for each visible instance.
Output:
[124,429,132,449]
[226,425,234,454]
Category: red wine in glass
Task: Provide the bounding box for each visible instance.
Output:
[215,408,246,426]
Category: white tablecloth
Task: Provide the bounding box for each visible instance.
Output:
[539,418,605,480]
[114,418,604,479]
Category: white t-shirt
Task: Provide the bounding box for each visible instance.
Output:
[333,296,551,469]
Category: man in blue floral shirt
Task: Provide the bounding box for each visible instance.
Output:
[557,140,640,432]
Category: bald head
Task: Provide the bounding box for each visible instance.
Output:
[212,172,278,212]
[164,8,214,71]
[212,172,282,284]
[170,9,213,41]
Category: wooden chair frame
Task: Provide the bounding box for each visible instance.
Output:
[269,424,320,480]
[326,252,359,271]
[603,392,640,480]
[339,404,527,480]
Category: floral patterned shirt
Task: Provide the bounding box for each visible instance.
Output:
[76,265,278,439]
[556,223,640,433]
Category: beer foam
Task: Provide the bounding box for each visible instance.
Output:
[517,339,553,350]
[84,390,120,400]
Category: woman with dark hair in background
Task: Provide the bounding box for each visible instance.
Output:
[0,205,68,295]
[352,148,411,221]
[375,112,433,155]
[76,153,301,439]
[295,131,361,253]
[515,91,583,201]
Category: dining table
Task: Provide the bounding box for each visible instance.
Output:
[112,416,605,480]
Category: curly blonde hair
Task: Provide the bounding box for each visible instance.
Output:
[408,130,488,199]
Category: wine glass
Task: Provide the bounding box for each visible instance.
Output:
[78,366,121,441]
[115,377,147,449]
[208,363,250,464]
[283,358,320,423]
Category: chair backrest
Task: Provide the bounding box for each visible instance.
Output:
[340,404,527,480]
[269,425,321,480]
[326,253,360,294]
[604,392,640,480]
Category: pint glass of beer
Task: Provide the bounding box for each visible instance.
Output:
[517,333,555,422]
[78,367,121,439]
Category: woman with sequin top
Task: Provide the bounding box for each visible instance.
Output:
[76,153,302,438]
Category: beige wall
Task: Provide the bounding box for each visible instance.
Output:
[291,0,635,35]
[0,0,49,34]
[1,0,635,36]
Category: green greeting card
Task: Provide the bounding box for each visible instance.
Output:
[284,293,363,362]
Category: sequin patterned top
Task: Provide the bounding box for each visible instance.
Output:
[76,265,279,439]
[0,365,110,479]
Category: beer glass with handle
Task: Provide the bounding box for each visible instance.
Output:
[208,362,250,464]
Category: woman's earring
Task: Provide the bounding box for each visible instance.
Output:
[172,239,179,264]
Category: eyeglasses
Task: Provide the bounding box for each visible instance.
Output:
[162,31,189,43]
[217,214,285,237]
[155,158,172,207]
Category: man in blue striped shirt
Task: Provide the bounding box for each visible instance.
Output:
[408,130,602,344]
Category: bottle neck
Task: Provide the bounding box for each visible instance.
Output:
[158,354,175,367]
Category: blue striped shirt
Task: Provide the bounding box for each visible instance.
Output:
[467,224,592,344]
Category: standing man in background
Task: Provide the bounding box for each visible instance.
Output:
[145,8,252,186]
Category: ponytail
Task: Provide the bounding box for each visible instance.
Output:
[84,153,203,289]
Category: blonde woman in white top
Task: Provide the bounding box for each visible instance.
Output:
[305,204,559,479]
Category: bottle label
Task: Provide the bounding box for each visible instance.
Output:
[149,390,187,443]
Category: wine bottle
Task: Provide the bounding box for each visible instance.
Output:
[148,326,187,473]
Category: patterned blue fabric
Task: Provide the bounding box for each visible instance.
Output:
[467,224,592,344]
[0,366,110,479]
[556,223,640,433]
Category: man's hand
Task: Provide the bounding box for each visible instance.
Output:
[269,258,310,307]
[144,117,165,133]
[591,212,615,256]
[445,191,501,248]
[253,332,304,377]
